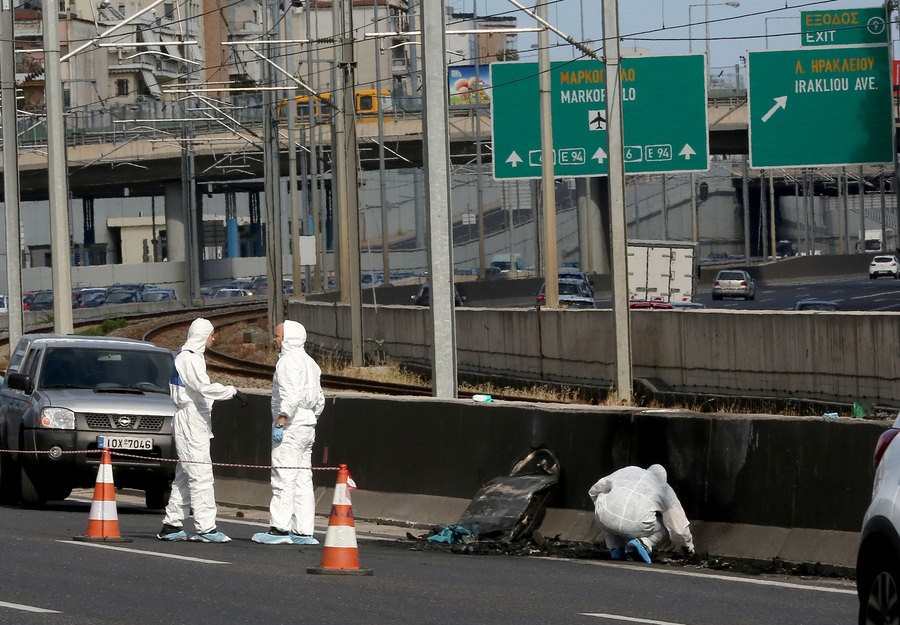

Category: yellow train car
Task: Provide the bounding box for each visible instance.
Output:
[277,89,393,125]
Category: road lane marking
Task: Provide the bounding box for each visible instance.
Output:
[0,600,61,613]
[581,614,686,625]
[58,540,230,565]
[548,558,855,595]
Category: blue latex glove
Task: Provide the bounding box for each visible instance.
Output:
[273,425,284,442]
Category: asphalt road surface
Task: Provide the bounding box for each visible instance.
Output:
[0,492,857,625]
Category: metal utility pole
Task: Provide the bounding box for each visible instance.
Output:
[769,170,776,258]
[421,1,457,398]
[742,160,751,259]
[474,0,485,279]
[1,0,24,347]
[334,0,362,364]
[284,0,302,298]
[306,4,322,292]
[537,0,558,307]
[180,4,200,303]
[602,0,633,403]
[374,0,389,285]
[43,0,74,334]
[263,0,284,332]
[858,165,865,253]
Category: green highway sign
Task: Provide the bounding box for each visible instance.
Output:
[490,55,709,180]
[748,45,893,168]
[801,7,889,46]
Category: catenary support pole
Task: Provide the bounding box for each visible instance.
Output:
[537,0,558,307]
[1,0,24,348]
[602,0,633,403]
[421,0,458,398]
[43,0,74,334]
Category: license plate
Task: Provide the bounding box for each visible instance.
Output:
[98,436,153,450]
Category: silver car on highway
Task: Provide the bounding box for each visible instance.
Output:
[711,270,755,301]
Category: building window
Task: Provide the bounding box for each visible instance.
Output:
[164,3,173,18]
[117,3,124,13]
[116,79,128,96]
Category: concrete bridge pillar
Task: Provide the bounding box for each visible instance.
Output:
[164,182,186,263]
[577,177,609,274]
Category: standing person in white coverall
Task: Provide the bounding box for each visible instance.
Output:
[158,318,247,543]
[252,320,325,545]
[588,464,695,563]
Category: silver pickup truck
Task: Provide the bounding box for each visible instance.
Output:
[0,334,177,508]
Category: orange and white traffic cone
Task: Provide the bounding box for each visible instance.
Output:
[74,448,132,543]
[307,464,372,576]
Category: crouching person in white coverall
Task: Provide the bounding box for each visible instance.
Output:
[252,320,325,546]
[588,464,695,563]
[158,318,245,543]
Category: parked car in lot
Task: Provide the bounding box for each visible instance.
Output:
[27,290,82,311]
[0,335,177,508]
[857,417,900,623]
[141,288,177,302]
[79,287,108,308]
[794,300,839,311]
[104,289,141,305]
[869,255,900,279]
[536,279,596,309]
[213,288,249,298]
[711,270,755,300]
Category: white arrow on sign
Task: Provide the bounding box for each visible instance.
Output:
[761,96,788,123]
[592,147,607,164]
[679,144,696,160]
[506,151,523,167]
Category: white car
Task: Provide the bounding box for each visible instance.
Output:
[869,255,900,279]
[858,417,900,623]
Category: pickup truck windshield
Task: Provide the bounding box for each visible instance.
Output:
[39,347,172,393]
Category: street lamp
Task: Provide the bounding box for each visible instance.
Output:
[688,1,740,70]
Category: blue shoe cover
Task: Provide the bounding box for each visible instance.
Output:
[291,534,320,545]
[252,531,293,545]
[158,530,189,541]
[610,548,626,561]
[626,539,652,563]
[193,530,232,543]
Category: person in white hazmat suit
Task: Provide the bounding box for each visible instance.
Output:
[158,318,246,543]
[588,464,695,563]
[252,320,325,545]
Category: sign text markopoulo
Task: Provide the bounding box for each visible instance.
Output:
[490,55,709,180]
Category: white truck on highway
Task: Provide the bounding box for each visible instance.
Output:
[626,240,698,303]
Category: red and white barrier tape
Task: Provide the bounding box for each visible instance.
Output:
[0,448,338,472]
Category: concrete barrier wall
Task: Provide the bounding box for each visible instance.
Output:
[211,394,885,535]
[291,300,900,407]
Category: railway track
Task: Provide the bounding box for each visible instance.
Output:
[139,306,553,401]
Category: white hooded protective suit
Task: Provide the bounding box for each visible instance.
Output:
[588,464,694,553]
[269,320,325,535]
[163,318,237,534]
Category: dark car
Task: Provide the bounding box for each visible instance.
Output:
[104,290,141,305]
[28,290,81,311]
[412,284,465,307]
[79,288,108,308]
[0,334,177,508]
[141,288,177,302]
